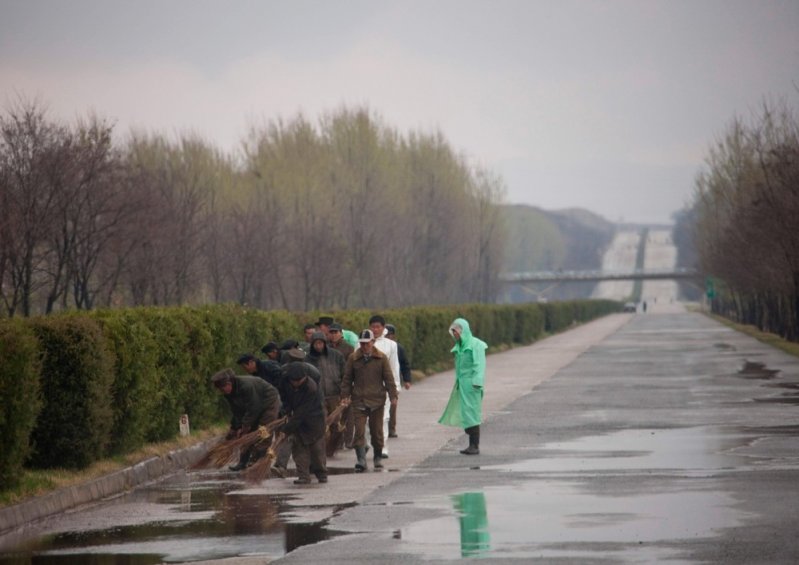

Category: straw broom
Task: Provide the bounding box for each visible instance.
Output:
[192,417,287,470]
[324,401,347,457]
[243,431,287,483]
[246,402,347,481]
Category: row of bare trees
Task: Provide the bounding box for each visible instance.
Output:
[690,99,799,340]
[0,99,506,316]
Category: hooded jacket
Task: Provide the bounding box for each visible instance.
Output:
[307,331,346,398]
[438,318,487,428]
[280,365,326,445]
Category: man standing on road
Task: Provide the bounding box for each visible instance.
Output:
[438,318,487,455]
[341,329,398,472]
[279,363,328,485]
[365,315,400,457]
[307,331,347,455]
[271,347,321,477]
[385,323,412,438]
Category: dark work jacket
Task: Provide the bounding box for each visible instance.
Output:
[307,344,345,398]
[341,347,398,410]
[396,342,412,383]
[280,377,326,445]
[329,338,355,362]
[278,361,322,414]
[254,359,283,388]
[225,375,281,432]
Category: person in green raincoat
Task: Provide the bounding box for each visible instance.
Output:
[438,317,486,454]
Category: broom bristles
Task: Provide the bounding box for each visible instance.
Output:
[325,402,346,426]
[191,416,287,470]
[191,433,256,470]
[191,436,225,469]
[324,401,347,457]
[244,432,287,483]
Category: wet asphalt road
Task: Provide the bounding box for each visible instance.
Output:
[274,311,799,564]
[3,310,799,564]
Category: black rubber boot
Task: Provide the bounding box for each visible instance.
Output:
[355,447,367,472]
[228,460,247,471]
[373,450,384,469]
[460,426,480,455]
[229,451,250,471]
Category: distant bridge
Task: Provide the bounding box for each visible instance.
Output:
[498,267,698,284]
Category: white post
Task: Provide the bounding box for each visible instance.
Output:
[179,414,190,437]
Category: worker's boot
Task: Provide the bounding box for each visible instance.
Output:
[373,446,384,469]
[460,426,480,455]
[354,447,367,472]
[229,449,250,471]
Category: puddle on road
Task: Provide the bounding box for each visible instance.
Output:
[493,426,754,474]
[753,394,799,405]
[0,470,350,564]
[398,483,747,562]
[736,361,781,380]
[398,427,758,561]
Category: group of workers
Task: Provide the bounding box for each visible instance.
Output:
[210,315,486,486]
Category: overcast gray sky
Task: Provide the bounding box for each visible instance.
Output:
[2,0,797,224]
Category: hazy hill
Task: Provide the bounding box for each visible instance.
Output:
[500,204,617,302]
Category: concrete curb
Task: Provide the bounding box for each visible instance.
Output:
[0,438,218,535]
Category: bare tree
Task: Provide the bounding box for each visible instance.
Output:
[0,99,71,316]
[2,98,508,314]
[469,167,506,303]
[692,98,799,339]
[120,132,220,306]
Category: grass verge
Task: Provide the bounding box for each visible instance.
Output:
[706,313,799,358]
[0,425,225,508]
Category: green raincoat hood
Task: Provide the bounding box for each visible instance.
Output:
[450,317,476,353]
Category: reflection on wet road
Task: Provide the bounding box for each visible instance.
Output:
[402,482,747,562]
[399,427,757,561]
[0,472,344,564]
[453,492,490,558]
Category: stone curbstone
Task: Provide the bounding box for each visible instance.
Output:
[0,437,217,535]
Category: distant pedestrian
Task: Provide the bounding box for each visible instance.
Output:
[438,318,486,455]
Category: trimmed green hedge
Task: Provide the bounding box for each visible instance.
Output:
[0,321,42,487]
[0,299,620,477]
[27,317,114,469]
